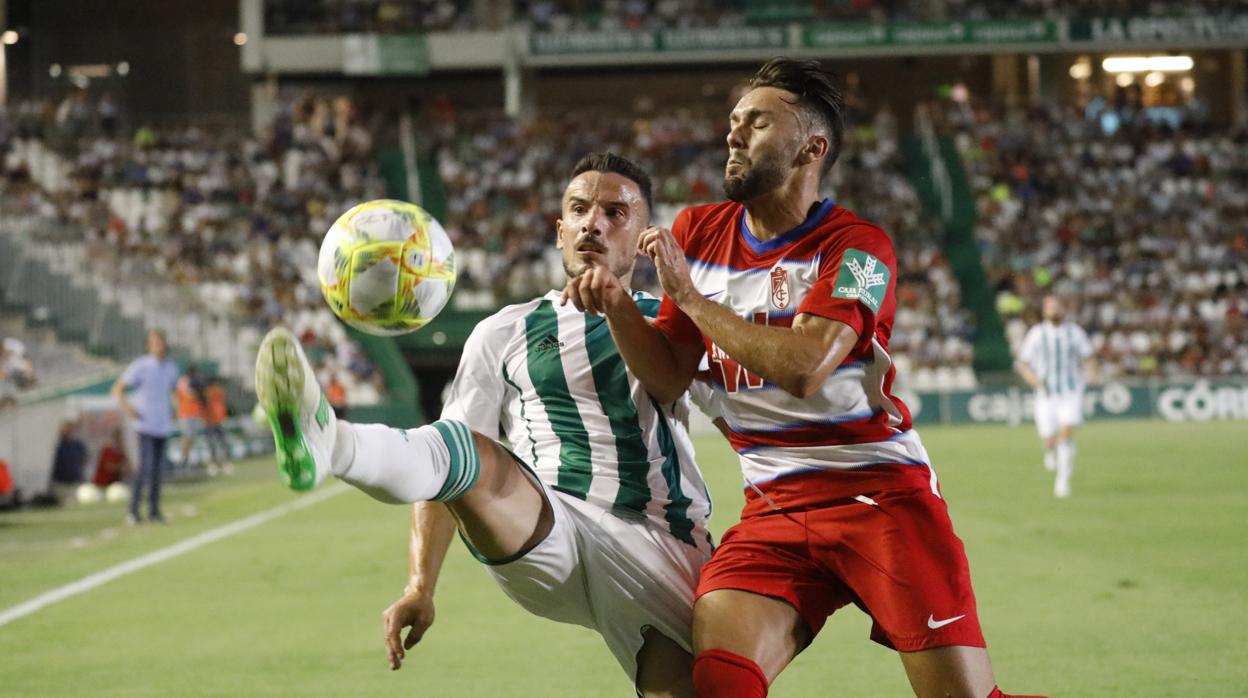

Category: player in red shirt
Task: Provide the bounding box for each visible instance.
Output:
[564,58,1041,698]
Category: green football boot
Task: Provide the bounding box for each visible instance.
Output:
[254,327,337,491]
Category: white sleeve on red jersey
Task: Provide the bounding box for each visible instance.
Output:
[797,225,896,341]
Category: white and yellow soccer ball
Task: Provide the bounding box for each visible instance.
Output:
[317,200,457,336]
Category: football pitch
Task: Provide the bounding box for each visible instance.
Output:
[1,420,1244,697]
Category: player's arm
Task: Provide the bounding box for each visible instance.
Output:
[682,297,856,399]
[382,319,507,670]
[382,502,458,670]
[1077,326,1098,386]
[562,250,704,404]
[603,298,704,404]
[640,226,858,399]
[1015,361,1043,390]
[110,371,139,420]
[1014,331,1044,390]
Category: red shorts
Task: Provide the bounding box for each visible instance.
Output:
[696,464,986,652]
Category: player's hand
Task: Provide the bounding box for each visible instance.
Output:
[382,590,436,670]
[560,251,632,318]
[638,226,696,306]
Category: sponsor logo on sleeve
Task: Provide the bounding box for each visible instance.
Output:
[831,249,889,313]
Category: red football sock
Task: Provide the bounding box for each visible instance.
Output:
[692,649,768,698]
[988,687,1048,698]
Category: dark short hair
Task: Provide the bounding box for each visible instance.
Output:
[570,152,653,212]
[748,57,846,169]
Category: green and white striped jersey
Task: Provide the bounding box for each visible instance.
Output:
[440,290,711,547]
[1018,321,1094,396]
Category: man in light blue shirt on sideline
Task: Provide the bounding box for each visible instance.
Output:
[111,330,181,524]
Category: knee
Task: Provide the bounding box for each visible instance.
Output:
[469,430,504,469]
[634,629,694,698]
[692,650,768,698]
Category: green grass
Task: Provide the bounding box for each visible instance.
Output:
[1,421,1245,696]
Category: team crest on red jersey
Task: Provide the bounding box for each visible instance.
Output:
[769,266,790,310]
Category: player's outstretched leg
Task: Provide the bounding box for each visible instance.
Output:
[691,589,809,698]
[255,327,338,491]
[899,645,996,697]
[255,327,501,509]
[899,646,1047,697]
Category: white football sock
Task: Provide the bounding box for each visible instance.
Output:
[1044,448,1056,472]
[1055,440,1075,497]
[333,419,480,505]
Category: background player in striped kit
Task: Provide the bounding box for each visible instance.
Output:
[1015,295,1096,498]
[255,152,712,698]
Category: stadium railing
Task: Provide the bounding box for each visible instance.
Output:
[0,214,255,385]
[903,103,1012,374]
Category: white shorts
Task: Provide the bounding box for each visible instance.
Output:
[1034,390,1084,439]
[466,472,711,683]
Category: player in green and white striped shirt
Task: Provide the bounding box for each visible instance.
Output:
[1015,295,1097,498]
[255,153,712,697]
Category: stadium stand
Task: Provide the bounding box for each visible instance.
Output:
[3,85,978,393]
[264,0,477,34]
[0,94,387,405]
[952,1,1248,19]
[259,0,1248,36]
[948,100,1248,379]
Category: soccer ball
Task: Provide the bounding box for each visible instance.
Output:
[75,483,103,505]
[105,482,129,504]
[317,200,457,336]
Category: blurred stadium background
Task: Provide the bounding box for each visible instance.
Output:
[0,1,1245,696]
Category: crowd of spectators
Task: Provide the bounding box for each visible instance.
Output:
[431,98,976,389]
[1,92,388,404]
[261,0,1248,36]
[525,0,1248,30]
[25,83,1248,393]
[264,0,476,34]
[524,0,750,31]
[949,100,1248,379]
[948,0,1248,20]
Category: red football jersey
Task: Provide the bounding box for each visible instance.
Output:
[654,199,933,486]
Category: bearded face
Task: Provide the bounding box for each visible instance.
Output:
[723,147,793,202]
[723,87,808,203]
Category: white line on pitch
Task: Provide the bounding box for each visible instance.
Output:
[0,483,349,629]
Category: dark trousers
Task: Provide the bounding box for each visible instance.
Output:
[131,434,167,520]
[204,425,230,464]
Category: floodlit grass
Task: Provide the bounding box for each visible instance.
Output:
[1,421,1244,696]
